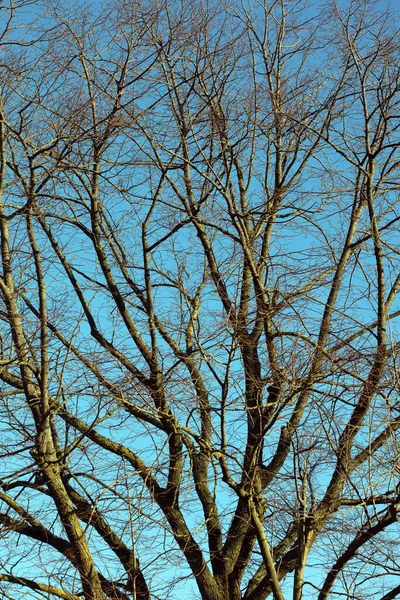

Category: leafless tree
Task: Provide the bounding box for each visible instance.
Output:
[0,0,400,599]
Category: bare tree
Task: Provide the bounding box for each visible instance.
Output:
[0,0,400,599]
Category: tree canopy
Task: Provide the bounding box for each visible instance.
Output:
[0,0,400,599]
